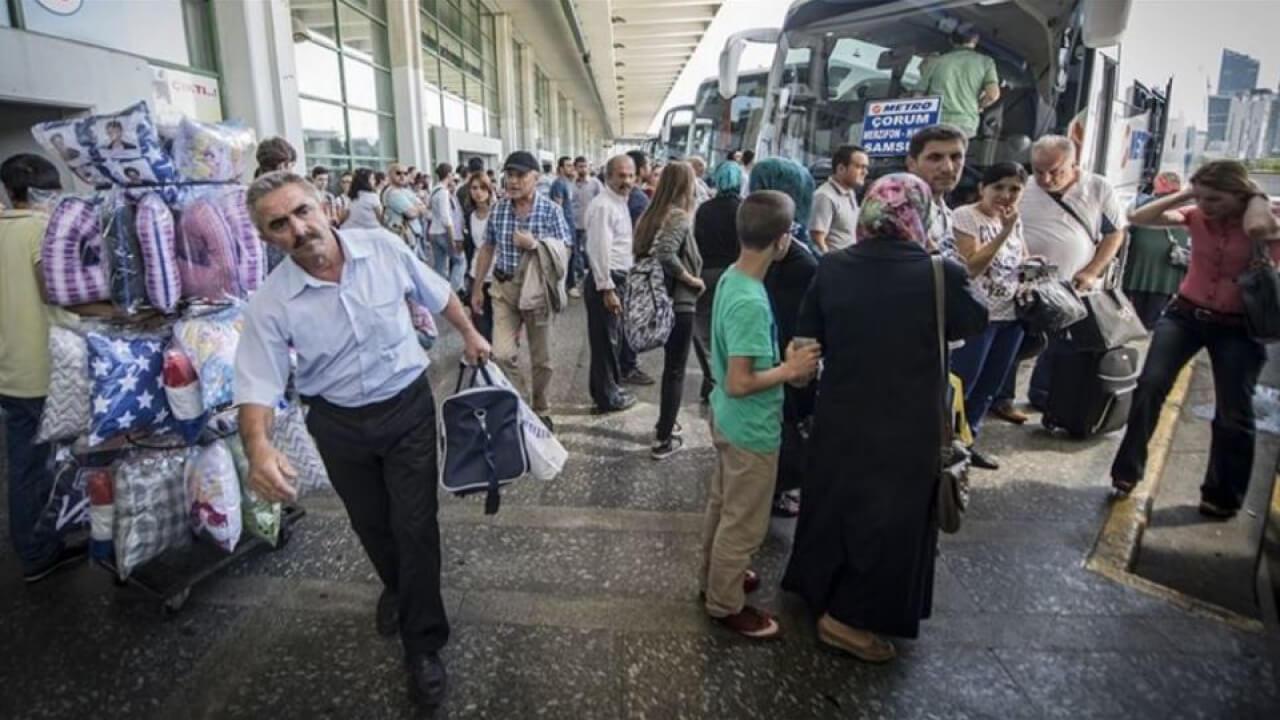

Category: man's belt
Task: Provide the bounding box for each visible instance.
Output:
[1170,296,1245,327]
[494,269,515,283]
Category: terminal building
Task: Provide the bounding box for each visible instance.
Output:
[0,0,719,186]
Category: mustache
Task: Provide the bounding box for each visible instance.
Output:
[292,228,325,251]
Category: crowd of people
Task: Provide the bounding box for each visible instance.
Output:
[2,114,1278,710]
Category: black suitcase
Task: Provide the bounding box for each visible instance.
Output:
[1042,345,1141,439]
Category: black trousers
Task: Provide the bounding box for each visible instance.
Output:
[657,311,695,441]
[304,373,448,658]
[585,270,631,409]
[693,267,724,399]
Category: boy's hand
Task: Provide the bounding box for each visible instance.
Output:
[782,340,821,382]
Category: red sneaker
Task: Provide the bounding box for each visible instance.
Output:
[743,569,761,595]
[715,606,782,639]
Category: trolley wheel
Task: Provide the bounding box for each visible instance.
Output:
[161,587,191,617]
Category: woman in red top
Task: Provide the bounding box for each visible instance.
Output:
[1111,161,1279,516]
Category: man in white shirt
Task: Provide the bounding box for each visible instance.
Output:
[688,155,713,207]
[992,134,1126,419]
[905,125,968,253]
[428,163,465,291]
[570,157,603,299]
[811,145,869,253]
[583,155,640,413]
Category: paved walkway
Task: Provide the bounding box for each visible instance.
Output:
[2,301,1277,719]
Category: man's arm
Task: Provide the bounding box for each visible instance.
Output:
[470,244,494,316]
[1077,228,1125,288]
[979,58,1000,109]
[1244,194,1279,241]
[234,301,297,503]
[724,344,820,397]
[809,194,833,253]
[585,204,614,291]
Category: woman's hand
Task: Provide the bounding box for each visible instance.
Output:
[686,275,706,295]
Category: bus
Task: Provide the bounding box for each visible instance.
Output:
[694,69,770,168]
[718,0,1168,198]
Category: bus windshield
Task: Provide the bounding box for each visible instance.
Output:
[696,72,769,167]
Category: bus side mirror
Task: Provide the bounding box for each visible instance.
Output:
[719,28,780,99]
[1081,0,1132,48]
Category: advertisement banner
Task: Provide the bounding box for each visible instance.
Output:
[861,97,942,157]
[151,65,223,126]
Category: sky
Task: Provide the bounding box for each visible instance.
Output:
[648,0,1280,135]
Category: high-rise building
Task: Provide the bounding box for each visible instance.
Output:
[1224,89,1279,160]
[1218,49,1260,95]
[1208,95,1233,142]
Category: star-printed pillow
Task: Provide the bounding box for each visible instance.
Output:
[85,332,173,445]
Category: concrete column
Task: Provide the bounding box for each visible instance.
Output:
[492,13,520,155]
[548,82,562,159]
[213,0,304,167]
[519,44,537,153]
[387,0,428,169]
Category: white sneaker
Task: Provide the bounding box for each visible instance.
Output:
[568,287,582,298]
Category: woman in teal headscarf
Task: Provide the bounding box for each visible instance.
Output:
[746,157,819,516]
[782,173,988,660]
[691,161,748,402]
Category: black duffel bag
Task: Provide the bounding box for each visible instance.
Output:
[1065,288,1149,351]
[1014,260,1088,334]
[1239,237,1280,342]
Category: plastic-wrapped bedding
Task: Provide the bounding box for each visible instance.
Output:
[113,448,191,578]
[176,188,262,300]
[41,196,109,307]
[135,192,181,313]
[37,326,92,443]
[103,198,148,315]
[186,440,242,553]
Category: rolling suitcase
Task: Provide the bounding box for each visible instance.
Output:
[1042,345,1140,439]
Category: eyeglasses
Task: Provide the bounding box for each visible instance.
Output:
[393,170,407,176]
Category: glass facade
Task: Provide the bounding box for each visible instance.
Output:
[513,38,527,148]
[534,67,551,152]
[291,0,397,171]
[14,0,216,71]
[421,0,499,140]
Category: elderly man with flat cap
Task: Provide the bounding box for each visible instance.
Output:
[235,170,491,712]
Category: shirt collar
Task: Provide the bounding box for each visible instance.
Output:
[282,229,372,298]
[825,179,853,197]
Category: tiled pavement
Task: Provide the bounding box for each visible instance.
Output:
[2,300,1277,719]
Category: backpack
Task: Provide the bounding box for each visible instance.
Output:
[623,255,675,353]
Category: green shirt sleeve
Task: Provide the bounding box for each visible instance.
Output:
[723,296,775,361]
[982,56,998,86]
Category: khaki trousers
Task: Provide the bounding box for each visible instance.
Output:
[490,277,554,414]
[701,417,779,617]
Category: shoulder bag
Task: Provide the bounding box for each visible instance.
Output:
[1239,237,1280,342]
[931,256,970,534]
[439,363,528,515]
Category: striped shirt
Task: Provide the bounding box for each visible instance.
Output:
[485,193,572,276]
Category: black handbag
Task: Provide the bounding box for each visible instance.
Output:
[1065,288,1149,351]
[1238,238,1280,342]
[1014,259,1087,333]
[439,364,529,515]
[931,257,970,534]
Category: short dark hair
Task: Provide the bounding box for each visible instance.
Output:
[980,161,1028,187]
[736,190,794,251]
[310,165,330,179]
[557,156,572,169]
[574,156,588,165]
[256,136,297,172]
[1,153,61,203]
[106,120,123,132]
[742,149,756,166]
[340,171,352,180]
[541,161,553,173]
[832,145,867,170]
[466,157,484,173]
[626,150,648,172]
[908,125,968,159]
[435,163,453,181]
[349,168,376,199]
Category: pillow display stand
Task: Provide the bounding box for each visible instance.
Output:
[32,101,310,616]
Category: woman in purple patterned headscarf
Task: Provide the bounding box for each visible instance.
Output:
[781,172,988,662]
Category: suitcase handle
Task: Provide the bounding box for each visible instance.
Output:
[454,361,494,394]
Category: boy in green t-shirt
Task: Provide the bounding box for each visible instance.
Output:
[703,190,821,639]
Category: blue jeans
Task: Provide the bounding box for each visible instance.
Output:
[1111,306,1266,509]
[429,233,466,291]
[951,321,1024,438]
[567,230,587,290]
[1,395,60,571]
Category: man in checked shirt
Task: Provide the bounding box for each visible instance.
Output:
[469,151,573,430]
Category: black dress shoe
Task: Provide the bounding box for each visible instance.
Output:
[968,447,1000,471]
[621,368,655,386]
[407,652,448,708]
[592,394,636,414]
[376,588,398,637]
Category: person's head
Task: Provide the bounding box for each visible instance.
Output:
[729,149,743,163]
[309,165,330,192]
[710,161,744,196]
[951,27,980,48]
[627,150,650,183]
[466,157,485,175]
[106,120,124,142]
[557,156,573,178]
[574,156,590,179]
[1029,134,1078,193]
[634,161,696,258]
[604,154,636,196]
[348,167,376,199]
[374,170,387,189]
[1153,171,1182,197]
[649,163,664,186]
[742,149,755,169]
[503,151,540,201]
[737,190,794,259]
[1189,160,1258,220]
[466,171,496,210]
[50,134,67,150]
[976,162,1028,212]
[256,136,297,174]
[1,153,61,206]
[748,157,814,235]
[383,163,407,188]
[541,161,553,175]
[339,171,353,195]
[856,173,934,246]
[689,156,707,178]
[906,124,967,196]
[832,144,870,189]
[246,171,334,265]
[486,169,496,181]
[434,162,454,187]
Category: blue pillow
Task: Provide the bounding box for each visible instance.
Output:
[86,332,203,445]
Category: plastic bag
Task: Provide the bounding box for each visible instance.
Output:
[173,305,244,412]
[41,196,110,307]
[1014,260,1087,334]
[171,118,255,182]
[224,434,282,547]
[32,101,180,188]
[162,346,204,421]
[38,326,92,443]
[186,440,243,552]
[176,187,263,300]
[34,446,91,540]
[102,195,148,315]
[113,448,192,578]
[135,191,181,313]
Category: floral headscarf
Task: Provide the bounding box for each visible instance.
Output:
[855,172,934,246]
[749,157,815,242]
[710,161,744,194]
